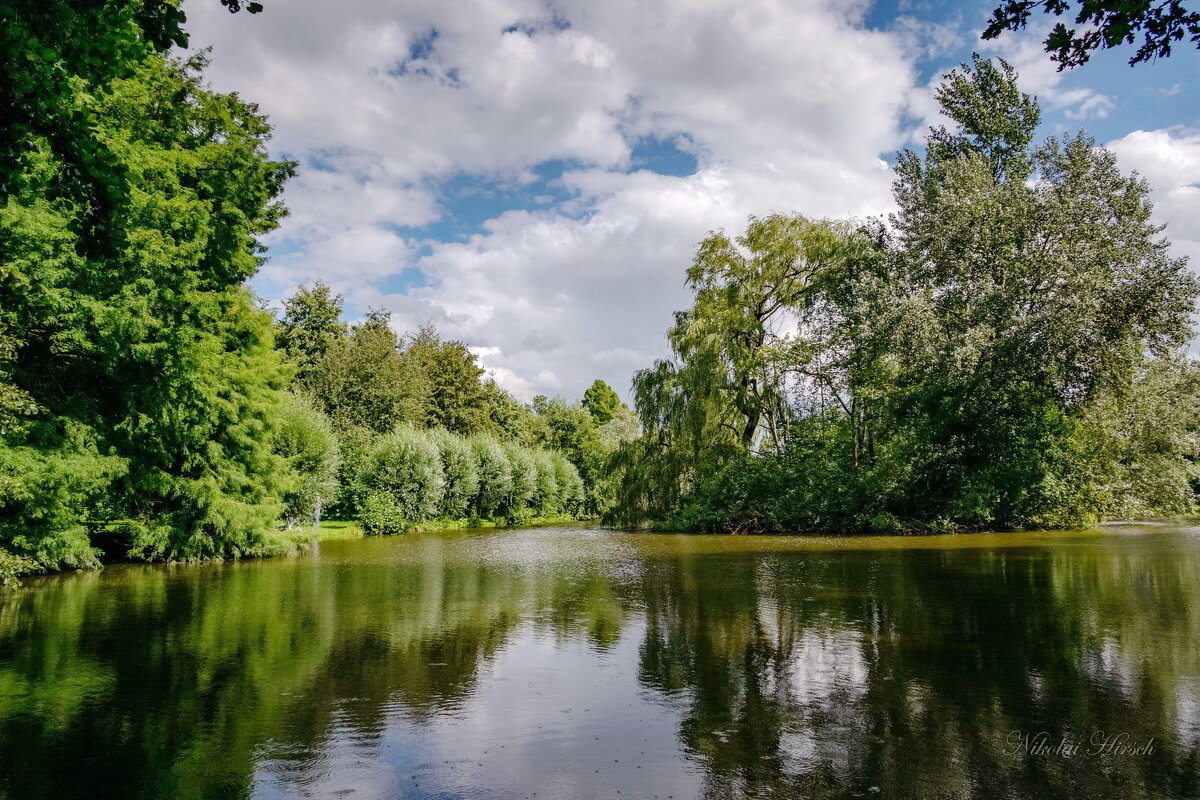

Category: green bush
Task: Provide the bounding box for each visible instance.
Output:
[552,454,585,515]
[0,547,37,587]
[328,425,375,519]
[358,491,407,535]
[469,435,512,517]
[530,450,560,515]
[431,430,480,518]
[365,426,445,521]
[502,444,537,518]
[343,425,586,528]
[0,422,125,570]
[272,392,341,523]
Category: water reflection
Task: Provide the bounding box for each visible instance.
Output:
[0,526,1197,799]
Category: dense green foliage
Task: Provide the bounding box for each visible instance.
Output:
[470,434,514,518]
[276,282,347,383]
[431,429,482,518]
[582,380,622,424]
[357,491,407,535]
[356,426,583,530]
[611,56,1200,533]
[6,0,1189,581]
[0,0,302,573]
[298,311,428,434]
[271,393,341,525]
[276,290,629,520]
[0,1,606,579]
[364,427,447,522]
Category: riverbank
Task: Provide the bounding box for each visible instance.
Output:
[283,513,589,544]
[0,514,595,588]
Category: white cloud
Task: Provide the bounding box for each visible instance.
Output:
[183,0,915,399]
[1106,127,1200,270]
[181,2,1193,401]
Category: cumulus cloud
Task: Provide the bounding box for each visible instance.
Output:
[181,1,1193,401]
[183,0,916,399]
[1106,127,1200,270]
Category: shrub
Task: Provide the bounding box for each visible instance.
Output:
[470,435,512,518]
[0,423,124,571]
[552,454,585,515]
[502,444,537,517]
[327,425,375,518]
[530,450,561,515]
[431,430,480,518]
[358,491,407,535]
[272,392,341,523]
[0,547,37,587]
[365,426,445,521]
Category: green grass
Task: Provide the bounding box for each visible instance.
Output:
[408,513,582,532]
[280,514,593,546]
[282,519,364,544]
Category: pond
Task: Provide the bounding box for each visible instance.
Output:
[1,523,1198,799]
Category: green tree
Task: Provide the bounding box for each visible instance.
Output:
[536,397,608,512]
[480,378,545,445]
[871,55,1198,527]
[1,48,296,568]
[272,392,341,525]
[363,426,445,522]
[304,311,427,433]
[612,55,1199,533]
[582,379,622,425]
[430,429,481,519]
[598,406,639,450]
[1081,358,1200,518]
[501,443,537,520]
[469,434,513,518]
[611,215,871,526]
[551,453,586,515]
[407,324,489,434]
[277,282,347,381]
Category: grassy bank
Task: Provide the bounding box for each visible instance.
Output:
[284,514,590,544]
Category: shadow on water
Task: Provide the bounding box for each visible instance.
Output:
[0,524,1197,799]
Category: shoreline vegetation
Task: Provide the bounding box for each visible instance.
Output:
[292,513,591,543]
[3,5,1199,584]
[605,56,1200,538]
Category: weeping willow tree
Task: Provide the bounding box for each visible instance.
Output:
[609,215,875,527]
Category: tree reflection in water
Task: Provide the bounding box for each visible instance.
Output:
[0,526,1197,799]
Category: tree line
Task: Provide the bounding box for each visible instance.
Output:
[271,282,636,532]
[608,55,1200,534]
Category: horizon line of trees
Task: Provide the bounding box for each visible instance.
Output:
[4,0,1196,581]
[270,281,638,533]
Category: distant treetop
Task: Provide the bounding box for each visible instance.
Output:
[582,380,622,425]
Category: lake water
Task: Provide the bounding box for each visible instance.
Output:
[1,523,1198,799]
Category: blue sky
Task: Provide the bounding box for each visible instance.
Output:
[186,0,1200,401]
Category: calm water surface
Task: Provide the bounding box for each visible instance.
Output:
[1,523,1199,799]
